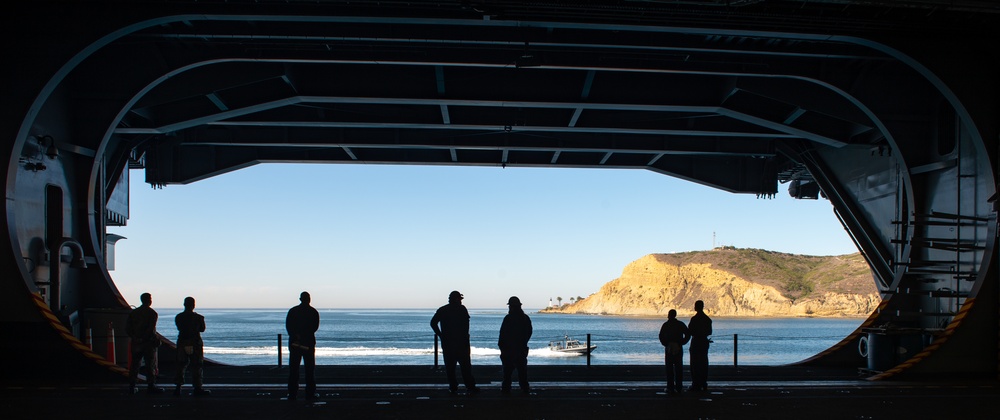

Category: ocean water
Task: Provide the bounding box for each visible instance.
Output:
[154,309,864,366]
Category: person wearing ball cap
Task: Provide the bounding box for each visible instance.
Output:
[498,296,533,394]
[431,290,479,394]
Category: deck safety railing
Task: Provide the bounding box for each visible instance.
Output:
[176,331,849,368]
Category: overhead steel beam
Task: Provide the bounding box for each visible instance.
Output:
[117,97,305,134]
[139,33,886,61]
[205,93,229,111]
[717,108,847,147]
[119,96,724,134]
[569,70,596,128]
[116,95,851,147]
[204,120,794,138]
[174,139,776,158]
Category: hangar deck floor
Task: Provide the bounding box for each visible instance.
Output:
[3,365,997,419]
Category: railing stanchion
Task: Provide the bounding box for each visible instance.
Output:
[278,333,282,368]
[586,334,592,367]
[733,333,738,367]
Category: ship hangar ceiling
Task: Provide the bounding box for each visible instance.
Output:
[122,14,885,195]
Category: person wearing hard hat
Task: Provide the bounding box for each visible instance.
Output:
[498,296,533,394]
[430,291,479,394]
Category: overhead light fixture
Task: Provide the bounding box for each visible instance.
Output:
[38,135,59,159]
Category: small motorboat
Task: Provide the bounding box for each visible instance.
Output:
[548,335,597,355]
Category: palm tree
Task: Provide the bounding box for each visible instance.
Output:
[557,296,563,307]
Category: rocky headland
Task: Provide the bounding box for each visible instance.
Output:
[541,247,881,317]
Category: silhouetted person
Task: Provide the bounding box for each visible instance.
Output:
[285,291,320,401]
[126,292,163,394]
[688,300,713,392]
[174,296,210,396]
[658,309,690,395]
[430,290,479,394]
[498,296,532,394]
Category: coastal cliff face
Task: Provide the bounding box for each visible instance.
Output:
[546,248,881,317]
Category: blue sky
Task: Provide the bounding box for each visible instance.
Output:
[108,164,858,309]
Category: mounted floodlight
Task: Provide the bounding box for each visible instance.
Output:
[37,135,59,159]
